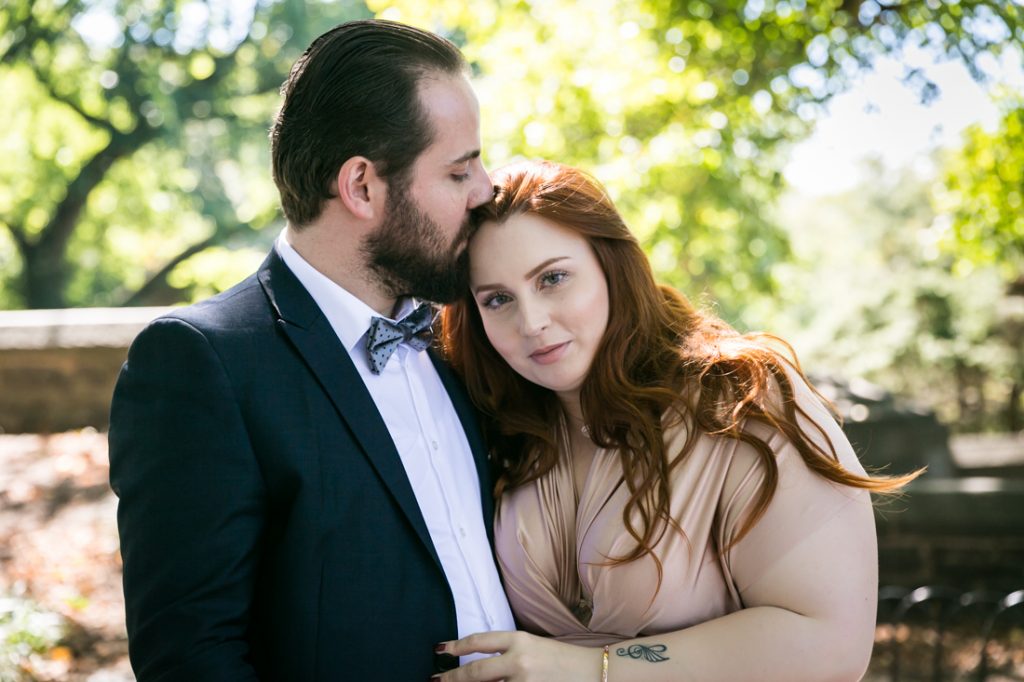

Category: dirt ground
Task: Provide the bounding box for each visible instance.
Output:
[0,431,1020,681]
[0,430,130,681]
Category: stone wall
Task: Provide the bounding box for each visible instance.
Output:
[0,308,171,433]
[875,477,1024,590]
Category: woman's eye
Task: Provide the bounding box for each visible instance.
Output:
[451,168,470,182]
[539,270,569,288]
[481,292,511,310]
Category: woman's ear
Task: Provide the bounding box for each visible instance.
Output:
[335,156,385,220]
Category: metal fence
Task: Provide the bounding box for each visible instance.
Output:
[874,586,1024,681]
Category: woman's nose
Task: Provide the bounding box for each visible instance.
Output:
[517,299,550,337]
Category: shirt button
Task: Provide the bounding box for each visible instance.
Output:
[459,527,467,538]
[431,440,439,450]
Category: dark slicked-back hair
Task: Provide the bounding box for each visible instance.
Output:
[270,20,467,226]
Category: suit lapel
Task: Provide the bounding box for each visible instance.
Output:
[257,251,444,571]
[430,350,496,538]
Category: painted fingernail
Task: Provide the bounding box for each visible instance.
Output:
[434,642,447,653]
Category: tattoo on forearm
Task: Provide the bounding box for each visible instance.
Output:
[616,644,670,662]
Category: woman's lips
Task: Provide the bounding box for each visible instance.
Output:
[529,341,570,365]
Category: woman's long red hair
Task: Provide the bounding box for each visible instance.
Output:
[441,160,920,574]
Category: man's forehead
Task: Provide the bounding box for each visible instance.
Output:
[416,75,481,161]
[417,74,478,118]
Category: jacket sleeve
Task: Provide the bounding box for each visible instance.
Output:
[109,317,265,681]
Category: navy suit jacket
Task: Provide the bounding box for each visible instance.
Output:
[109,250,495,681]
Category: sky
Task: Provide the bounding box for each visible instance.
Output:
[784,45,1023,196]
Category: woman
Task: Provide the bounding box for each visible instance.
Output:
[436,160,919,681]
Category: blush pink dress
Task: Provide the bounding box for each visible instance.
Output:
[493,377,871,645]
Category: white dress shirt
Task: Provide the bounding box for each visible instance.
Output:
[275,233,515,661]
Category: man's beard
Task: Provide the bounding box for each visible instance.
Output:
[362,181,472,304]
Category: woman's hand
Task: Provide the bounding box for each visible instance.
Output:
[432,631,602,682]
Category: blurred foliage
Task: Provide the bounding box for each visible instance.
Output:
[374,0,1024,323]
[0,0,1021,312]
[939,103,1024,280]
[0,0,369,308]
[772,160,1022,431]
[0,0,1022,427]
[933,103,1024,430]
[0,595,67,680]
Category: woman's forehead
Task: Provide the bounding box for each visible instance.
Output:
[468,213,596,284]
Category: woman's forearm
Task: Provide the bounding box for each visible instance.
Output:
[602,604,872,682]
[438,603,873,682]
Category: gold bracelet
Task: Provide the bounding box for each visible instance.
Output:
[601,644,610,682]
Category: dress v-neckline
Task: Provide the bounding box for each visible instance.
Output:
[558,418,608,628]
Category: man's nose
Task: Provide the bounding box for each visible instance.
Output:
[467,158,495,209]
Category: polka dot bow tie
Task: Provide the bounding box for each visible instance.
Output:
[365,302,436,375]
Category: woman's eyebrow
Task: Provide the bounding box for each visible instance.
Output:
[524,256,569,280]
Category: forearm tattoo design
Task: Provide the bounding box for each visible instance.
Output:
[616,644,670,663]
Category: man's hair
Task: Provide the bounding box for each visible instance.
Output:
[270,20,467,226]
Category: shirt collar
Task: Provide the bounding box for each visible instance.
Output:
[274,230,419,354]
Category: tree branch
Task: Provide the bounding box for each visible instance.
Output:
[119,232,225,306]
[119,213,274,307]
[28,61,119,134]
[1,0,87,64]
[120,154,274,306]
[32,123,160,259]
[1,218,29,252]
[1,2,42,64]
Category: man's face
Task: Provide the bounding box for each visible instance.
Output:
[362,74,493,304]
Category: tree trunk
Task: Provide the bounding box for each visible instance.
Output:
[120,233,222,307]
[20,242,69,309]
[17,125,158,308]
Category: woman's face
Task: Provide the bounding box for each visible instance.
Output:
[468,212,610,401]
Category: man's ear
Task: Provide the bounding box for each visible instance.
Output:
[335,156,385,220]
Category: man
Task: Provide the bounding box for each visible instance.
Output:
[109,20,515,681]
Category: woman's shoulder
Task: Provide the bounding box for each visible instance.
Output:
[665,339,868,494]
